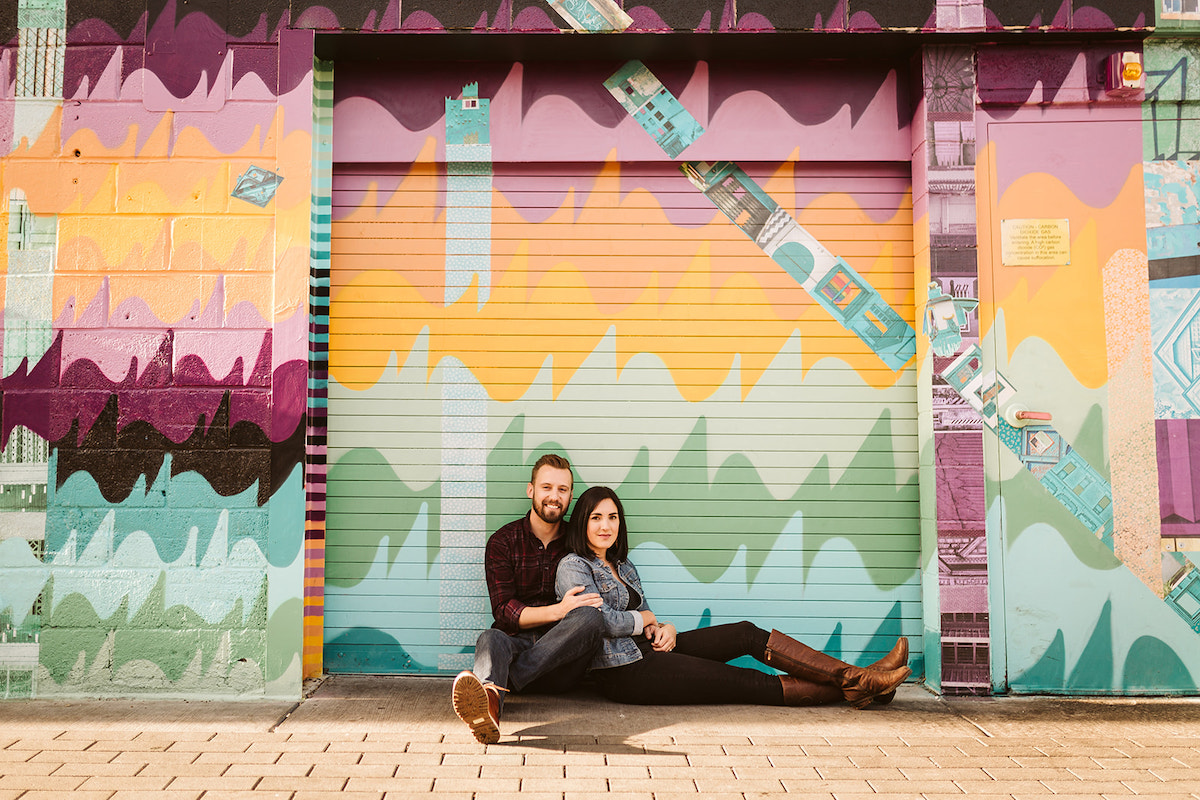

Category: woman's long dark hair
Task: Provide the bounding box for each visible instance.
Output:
[565,486,630,564]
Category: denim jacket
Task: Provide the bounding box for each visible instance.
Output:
[555,553,650,670]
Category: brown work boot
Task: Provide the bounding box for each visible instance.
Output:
[779,675,843,706]
[452,671,501,744]
[764,629,911,710]
[867,637,909,706]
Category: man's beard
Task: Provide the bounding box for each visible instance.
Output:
[533,500,565,524]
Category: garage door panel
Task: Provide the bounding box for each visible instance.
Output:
[327,413,917,436]
[335,220,915,242]
[326,65,920,675]
[326,398,911,419]
[323,470,917,493]
[333,239,915,260]
[325,359,914,383]
[326,559,922,583]
[326,516,920,541]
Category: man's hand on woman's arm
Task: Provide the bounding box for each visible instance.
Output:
[517,585,601,629]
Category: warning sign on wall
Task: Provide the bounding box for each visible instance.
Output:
[1000,218,1070,266]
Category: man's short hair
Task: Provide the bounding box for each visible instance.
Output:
[530,453,572,484]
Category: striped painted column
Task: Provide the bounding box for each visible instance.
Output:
[304,58,334,679]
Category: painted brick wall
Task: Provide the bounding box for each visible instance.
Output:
[3,0,1195,701]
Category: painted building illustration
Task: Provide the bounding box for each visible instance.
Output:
[547,0,632,33]
[5,0,1200,703]
[1165,556,1200,633]
[604,61,704,158]
[941,344,1116,545]
[680,161,918,371]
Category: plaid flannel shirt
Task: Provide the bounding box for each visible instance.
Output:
[484,513,568,635]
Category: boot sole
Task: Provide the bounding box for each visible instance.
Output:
[452,672,500,744]
[850,667,911,710]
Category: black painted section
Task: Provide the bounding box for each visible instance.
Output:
[851,0,936,30]
[146,0,227,33]
[35,0,1157,40]
[53,392,304,507]
[731,0,842,31]
[316,29,1145,65]
[627,0,728,32]
[1069,0,1153,30]
[270,419,308,504]
[228,0,291,41]
[991,1,1070,29]
[1,3,16,49]
[417,0,507,30]
[512,0,569,30]
[292,0,397,30]
[67,0,146,43]
[1150,255,1200,283]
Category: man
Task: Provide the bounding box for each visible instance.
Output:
[451,453,604,744]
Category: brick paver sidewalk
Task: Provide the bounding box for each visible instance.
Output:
[1,676,1199,799]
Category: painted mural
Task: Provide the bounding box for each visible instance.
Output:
[0,0,312,698]
[323,56,924,677]
[1146,36,1200,646]
[3,0,1198,702]
[976,37,1200,693]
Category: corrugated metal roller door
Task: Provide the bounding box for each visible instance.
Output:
[324,157,920,676]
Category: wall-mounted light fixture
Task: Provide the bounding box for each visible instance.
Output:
[1002,403,1053,428]
[1104,51,1144,98]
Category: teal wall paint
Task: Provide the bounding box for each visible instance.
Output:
[0,456,305,697]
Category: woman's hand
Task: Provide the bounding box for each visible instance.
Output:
[639,609,657,628]
[646,621,676,652]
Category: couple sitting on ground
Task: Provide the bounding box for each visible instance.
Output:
[451,453,911,744]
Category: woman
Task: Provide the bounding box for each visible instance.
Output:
[555,486,910,709]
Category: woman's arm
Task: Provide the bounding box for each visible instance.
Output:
[555,555,641,638]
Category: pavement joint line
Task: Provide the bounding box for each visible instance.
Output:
[269,701,302,732]
[956,714,995,739]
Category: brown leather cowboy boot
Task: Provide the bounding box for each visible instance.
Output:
[763,630,911,710]
[779,675,844,706]
[452,671,503,744]
[867,637,909,706]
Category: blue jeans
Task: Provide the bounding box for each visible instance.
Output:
[473,606,603,709]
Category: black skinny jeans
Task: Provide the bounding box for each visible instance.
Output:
[591,621,785,705]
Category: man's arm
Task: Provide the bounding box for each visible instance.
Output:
[484,531,528,634]
[516,586,601,629]
[484,526,599,633]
